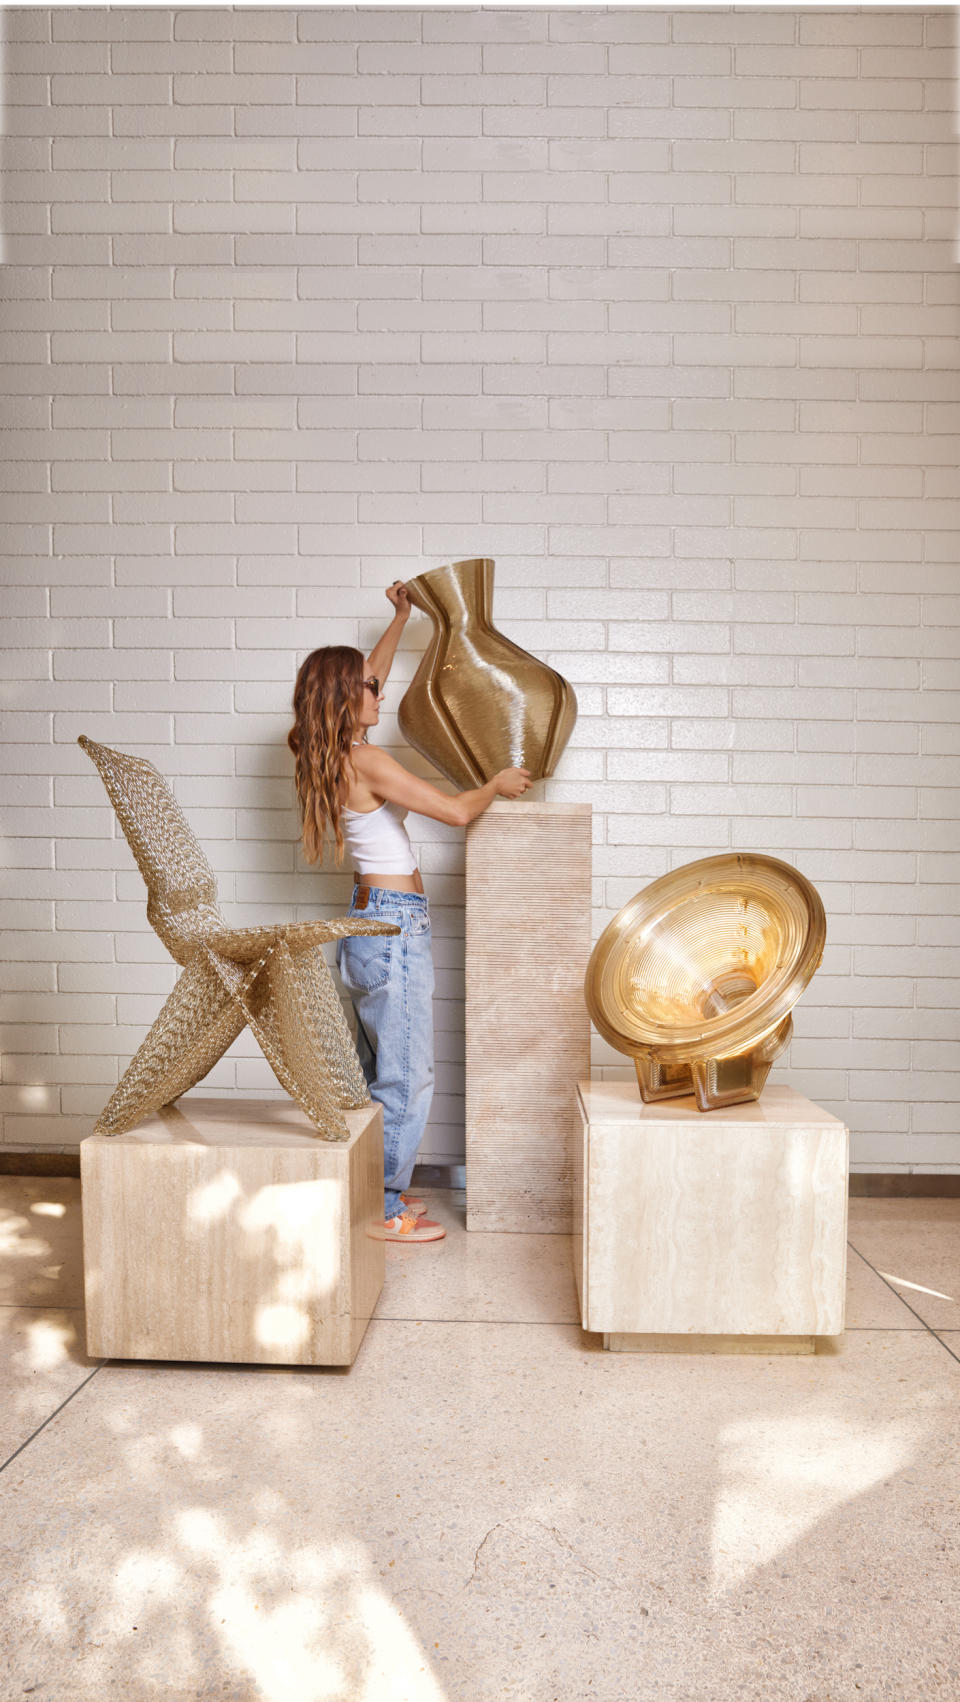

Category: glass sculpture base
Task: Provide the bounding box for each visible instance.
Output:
[633,1015,793,1112]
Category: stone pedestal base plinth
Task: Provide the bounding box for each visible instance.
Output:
[466,801,592,1232]
[575,1081,847,1352]
[81,1096,384,1367]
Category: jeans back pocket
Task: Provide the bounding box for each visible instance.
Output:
[337,929,394,995]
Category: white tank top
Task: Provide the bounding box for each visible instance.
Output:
[342,800,417,876]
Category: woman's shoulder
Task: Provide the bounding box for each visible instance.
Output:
[351,741,399,780]
[349,740,375,777]
[347,740,396,808]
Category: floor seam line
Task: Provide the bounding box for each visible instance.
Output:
[0,1361,107,1478]
[371,1317,582,1326]
[847,1241,960,1367]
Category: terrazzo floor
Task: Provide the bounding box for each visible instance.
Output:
[0,1177,958,1701]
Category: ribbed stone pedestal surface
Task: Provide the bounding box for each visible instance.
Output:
[575,1080,848,1351]
[81,1095,384,1366]
[466,802,592,1232]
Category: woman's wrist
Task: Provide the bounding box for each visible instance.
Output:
[456,777,497,825]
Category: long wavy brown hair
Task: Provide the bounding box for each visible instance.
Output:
[288,646,365,864]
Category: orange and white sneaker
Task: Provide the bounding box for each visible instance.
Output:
[369,1212,446,1243]
[400,1194,428,1217]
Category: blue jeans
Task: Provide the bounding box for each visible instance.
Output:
[336,887,435,1221]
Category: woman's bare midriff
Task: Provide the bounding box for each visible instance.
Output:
[353,870,424,895]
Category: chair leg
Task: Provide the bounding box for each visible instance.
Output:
[94,957,247,1136]
[240,938,369,1141]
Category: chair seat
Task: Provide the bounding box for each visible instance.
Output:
[203,916,396,962]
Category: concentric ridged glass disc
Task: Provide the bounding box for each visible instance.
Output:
[585,854,825,1065]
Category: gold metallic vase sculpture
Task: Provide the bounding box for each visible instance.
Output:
[584,853,826,1113]
[397,557,577,788]
[78,736,398,1140]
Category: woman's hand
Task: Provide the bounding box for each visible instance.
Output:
[494,767,532,799]
[386,581,411,623]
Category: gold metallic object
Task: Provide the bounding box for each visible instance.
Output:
[398,557,577,788]
[78,736,398,1140]
[584,853,826,1113]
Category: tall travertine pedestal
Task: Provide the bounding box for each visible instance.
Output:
[82,1096,384,1367]
[575,1081,848,1352]
[466,801,592,1232]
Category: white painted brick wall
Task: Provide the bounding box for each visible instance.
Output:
[2,7,958,1171]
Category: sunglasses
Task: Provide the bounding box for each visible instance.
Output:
[364,676,381,697]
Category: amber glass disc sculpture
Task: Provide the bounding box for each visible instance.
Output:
[397,557,577,788]
[584,853,826,1113]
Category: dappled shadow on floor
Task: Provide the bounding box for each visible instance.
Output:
[2,1319,959,1701]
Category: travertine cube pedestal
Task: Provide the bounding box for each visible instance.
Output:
[466,801,592,1232]
[81,1096,385,1367]
[575,1081,848,1353]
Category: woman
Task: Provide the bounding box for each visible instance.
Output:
[288,581,531,1243]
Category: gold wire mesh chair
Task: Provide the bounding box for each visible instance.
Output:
[78,735,398,1141]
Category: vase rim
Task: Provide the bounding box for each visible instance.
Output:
[405,558,495,622]
[408,556,493,588]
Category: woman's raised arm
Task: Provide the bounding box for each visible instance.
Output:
[364,581,411,690]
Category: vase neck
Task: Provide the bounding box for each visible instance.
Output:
[408,558,493,629]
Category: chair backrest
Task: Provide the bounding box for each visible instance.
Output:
[79,736,225,966]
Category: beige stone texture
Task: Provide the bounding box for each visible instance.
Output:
[2,1175,959,1700]
[846,1197,960,1333]
[605,1332,816,1355]
[575,1080,848,1343]
[81,1096,385,1366]
[0,1308,93,1461]
[465,801,592,1232]
[373,1190,581,1325]
[0,1176,84,1308]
